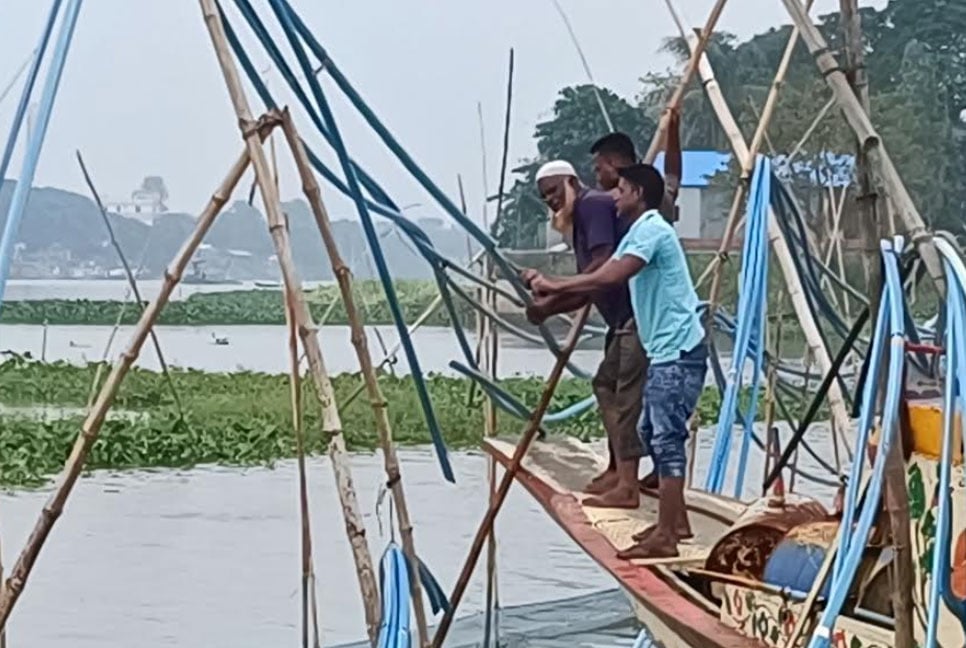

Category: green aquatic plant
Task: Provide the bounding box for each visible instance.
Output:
[0,360,798,487]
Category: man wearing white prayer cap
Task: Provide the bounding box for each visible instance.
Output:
[520,158,646,510]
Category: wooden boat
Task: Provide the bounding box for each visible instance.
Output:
[484,396,965,648]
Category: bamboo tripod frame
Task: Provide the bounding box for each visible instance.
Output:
[278,111,432,648]
[0,118,316,630]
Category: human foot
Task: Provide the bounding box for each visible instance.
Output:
[583,485,640,509]
[617,531,680,560]
[584,470,618,494]
[631,522,693,543]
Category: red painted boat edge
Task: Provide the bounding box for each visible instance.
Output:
[484,442,758,648]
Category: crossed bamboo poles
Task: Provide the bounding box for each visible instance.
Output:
[0,0,947,644]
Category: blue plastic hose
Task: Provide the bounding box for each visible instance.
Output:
[926,237,966,645]
[808,237,908,648]
[377,543,412,648]
[0,0,63,189]
[265,0,455,481]
[705,156,770,496]
[0,0,81,317]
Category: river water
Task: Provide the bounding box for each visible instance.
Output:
[0,281,844,646]
[0,426,842,648]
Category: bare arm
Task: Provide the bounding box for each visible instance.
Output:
[660,107,682,222]
[523,245,612,320]
[533,255,644,297]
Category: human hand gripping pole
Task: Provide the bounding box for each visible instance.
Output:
[431,304,592,647]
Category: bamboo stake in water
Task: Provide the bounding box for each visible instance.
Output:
[197,3,382,642]
[76,151,185,417]
[285,298,322,648]
[432,305,592,648]
[279,110,432,647]
[0,127,273,630]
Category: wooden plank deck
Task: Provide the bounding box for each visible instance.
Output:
[483,436,761,648]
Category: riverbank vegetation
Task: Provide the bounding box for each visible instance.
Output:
[0,281,474,327]
[0,360,794,488]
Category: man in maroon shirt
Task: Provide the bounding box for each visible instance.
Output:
[588,111,684,491]
[522,160,644,509]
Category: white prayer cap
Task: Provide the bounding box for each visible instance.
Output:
[535,160,577,182]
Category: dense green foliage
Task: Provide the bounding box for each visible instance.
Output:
[0,282,474,327]
[0,360,772,488]
[493,0,966,248]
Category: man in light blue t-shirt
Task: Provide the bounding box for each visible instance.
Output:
[531,163,707,560]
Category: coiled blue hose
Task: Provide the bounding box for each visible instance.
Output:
[377,543,412,648]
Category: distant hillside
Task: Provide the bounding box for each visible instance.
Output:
[0,180,476,280]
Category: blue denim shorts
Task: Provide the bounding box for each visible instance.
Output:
[638,343,708,478]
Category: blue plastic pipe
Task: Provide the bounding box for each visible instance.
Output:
[220,1,593,383]
[0,0,72,317]
[926,238,966,645]
[809,238,907,648]
[0,0,63,188]
[265,0,455,481]
[377,543,412,648]
[705,156,770,495]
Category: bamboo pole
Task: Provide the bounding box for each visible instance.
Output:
[279,111,432,648]
[432,305,591,648]
[703,0,815,316]
[648,0,729,163]
[835,0,914,643]
[780,0,945,295]
[0,122,275,630]
[666,0,853,454]
[483,48,514,648]
[285,297,322,648]
[196,2,382,643]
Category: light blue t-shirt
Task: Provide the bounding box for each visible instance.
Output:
[613,209,704,363]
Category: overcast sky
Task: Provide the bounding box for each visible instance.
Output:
[0,0,884,225]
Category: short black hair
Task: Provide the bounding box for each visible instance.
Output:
[590,132,636,162]
[618,164,665,209]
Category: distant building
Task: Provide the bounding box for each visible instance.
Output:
[104,176,169,225]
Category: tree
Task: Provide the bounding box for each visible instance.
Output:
[492,84,656,248]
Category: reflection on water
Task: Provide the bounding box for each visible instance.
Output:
[0,425,844,647]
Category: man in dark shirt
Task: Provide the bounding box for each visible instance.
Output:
[591,112,682,225]
[588,115,683,491]
[522,160,645,509]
